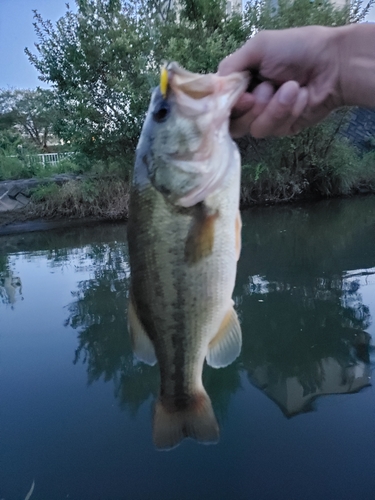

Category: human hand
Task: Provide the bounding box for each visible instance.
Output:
[218,26,345,138]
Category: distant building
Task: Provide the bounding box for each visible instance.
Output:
[226,0,243,14]
[160,0,243,18]
[267,0,349,12]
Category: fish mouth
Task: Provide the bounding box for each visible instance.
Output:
[167,62,248,107]
[168,63,217,100]
[164,62,248,167]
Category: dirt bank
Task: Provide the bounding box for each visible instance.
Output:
[0,205,126,236]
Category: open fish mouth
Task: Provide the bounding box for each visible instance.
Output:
[166,62,249,110]
[168,62,219,99]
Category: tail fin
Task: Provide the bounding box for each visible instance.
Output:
[153,391,219,450]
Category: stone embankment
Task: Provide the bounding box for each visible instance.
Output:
[0,175,85,235]
[0,174,77,212]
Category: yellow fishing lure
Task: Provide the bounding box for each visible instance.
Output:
[160,66,168,98]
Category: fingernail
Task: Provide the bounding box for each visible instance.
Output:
[253,83,273,103]
[278,84,298,105]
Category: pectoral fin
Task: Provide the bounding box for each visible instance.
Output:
[206,306,242,368]
[127,294,157,366]
[185,204,219,265]
[236,210,242,261]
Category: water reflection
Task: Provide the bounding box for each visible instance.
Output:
[61,241,160,414]
[1,197,373,449]
[58,199,374,434]
[239,274,372,416]
[0,261,23,307]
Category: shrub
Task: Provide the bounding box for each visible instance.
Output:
[239,111,375,205]
[0,156,32,181]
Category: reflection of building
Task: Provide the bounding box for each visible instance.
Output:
[0,271,22,306]
[251,356,371,416]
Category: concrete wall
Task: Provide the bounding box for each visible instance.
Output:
[342,108,375,153]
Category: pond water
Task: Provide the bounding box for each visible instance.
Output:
[1,196,375,500]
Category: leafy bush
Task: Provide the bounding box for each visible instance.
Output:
[239,107,375,204]
[30,182,60,202]
[0,156,32,181]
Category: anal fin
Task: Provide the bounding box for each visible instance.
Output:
[206,306,242,368]
[127,293,157,366]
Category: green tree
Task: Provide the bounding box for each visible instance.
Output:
[0,129,23,157]
[26,0,375,196]
[0,88,58,152]
[26,0,155,163]
[25,0,249,164]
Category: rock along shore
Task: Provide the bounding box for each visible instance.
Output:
[0,175,92,236]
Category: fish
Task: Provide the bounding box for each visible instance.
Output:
[127,62,248,449]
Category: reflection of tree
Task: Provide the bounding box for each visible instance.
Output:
[235,268,373,415]
[66,244,372,420]
[240,196,375,283]
[0,253,9,305]
[234,196,375,415]
[64,250,373,420]
[64,242,160,414]
[61,197,374,420]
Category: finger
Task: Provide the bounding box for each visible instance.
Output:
[230,82,275,137]
[249,81,300,138]
[231,81,274,119]
[273,87,309,136]
[218,36,264,76]
[231,93,256,120]
[230,107,256,138]
[252,81,275,113]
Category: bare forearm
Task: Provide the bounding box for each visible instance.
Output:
[337,23,375,108]
[218,23,375,138]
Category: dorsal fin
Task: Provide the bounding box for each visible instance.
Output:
[127,293,157,366]
[206,305,242,368]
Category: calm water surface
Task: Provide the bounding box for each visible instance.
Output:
[1,197,375,500]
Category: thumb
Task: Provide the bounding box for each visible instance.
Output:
[218,37,264,76]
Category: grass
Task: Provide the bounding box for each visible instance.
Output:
[2,120,375,225]
[28,176,129,220]
[238,115,375,206]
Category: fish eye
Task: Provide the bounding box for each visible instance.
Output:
[153,101,170,123]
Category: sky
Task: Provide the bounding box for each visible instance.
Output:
[0,0,73,89]
[0,0,375,89]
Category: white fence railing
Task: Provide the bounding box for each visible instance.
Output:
[32,152,73,166]
[8,152,74,167]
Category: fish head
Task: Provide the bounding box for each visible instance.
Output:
[138,62,248,207]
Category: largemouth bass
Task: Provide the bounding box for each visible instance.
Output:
[127,63,248,449]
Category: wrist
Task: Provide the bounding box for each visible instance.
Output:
[336,23,375,108]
